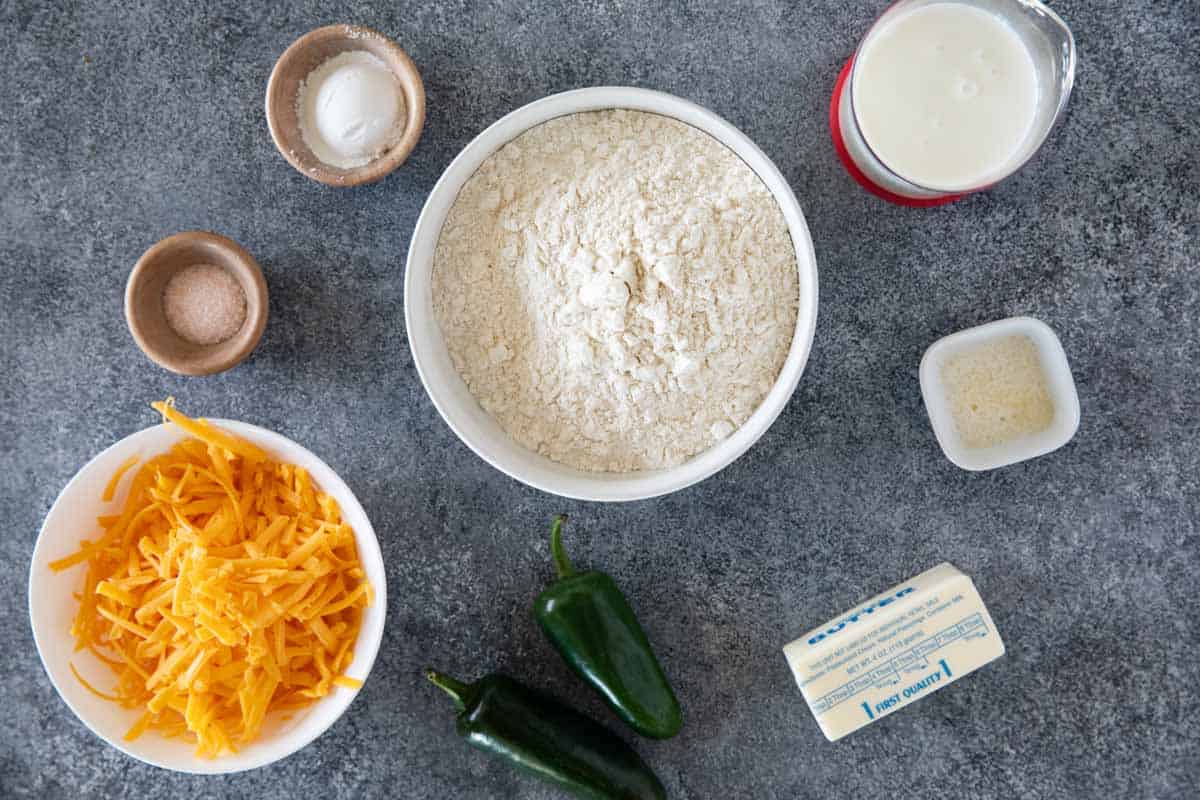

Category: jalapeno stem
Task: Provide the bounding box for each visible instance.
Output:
[426,668,470,711]
[550,515,574,579]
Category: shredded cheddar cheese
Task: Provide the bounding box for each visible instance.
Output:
[52,399,373,757]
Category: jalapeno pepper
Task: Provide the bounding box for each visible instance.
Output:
[425,668,666,800]
[534,516,683,739]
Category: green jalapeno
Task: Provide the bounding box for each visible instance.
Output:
[426,668,666,800]
[534,516,683,739]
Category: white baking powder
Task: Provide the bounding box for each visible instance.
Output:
[296,50,405,169]
[433,110,799,472]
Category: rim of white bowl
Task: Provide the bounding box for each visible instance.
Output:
[405,87,819,501]
[28,420,388,774]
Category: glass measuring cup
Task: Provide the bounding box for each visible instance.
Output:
[831,0,1076,206]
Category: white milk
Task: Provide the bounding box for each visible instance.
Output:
[852,2,1039,191]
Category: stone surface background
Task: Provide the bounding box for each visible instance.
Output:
[2,1,1197,798]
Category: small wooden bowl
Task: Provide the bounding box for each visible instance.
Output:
[266,24,426,187]
[125,231,269,376]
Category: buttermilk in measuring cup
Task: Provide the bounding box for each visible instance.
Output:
[854,3,1039,192]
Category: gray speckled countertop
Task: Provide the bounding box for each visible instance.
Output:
[2,1,1198,798]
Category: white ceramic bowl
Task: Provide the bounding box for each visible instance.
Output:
[405,87,819,501]
[28,420,388,773]
[920,316,1081,471]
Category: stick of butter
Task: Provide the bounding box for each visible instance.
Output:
[782,563,1004,741]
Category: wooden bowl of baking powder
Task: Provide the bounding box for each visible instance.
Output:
[265,24,426,187]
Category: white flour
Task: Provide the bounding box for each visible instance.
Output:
[432,110,798,472]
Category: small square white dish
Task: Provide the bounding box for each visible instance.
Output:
[920,316,1080,471]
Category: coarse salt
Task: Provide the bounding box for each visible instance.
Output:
[162,264,247,346]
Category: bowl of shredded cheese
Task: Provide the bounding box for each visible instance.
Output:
[28,401,387,773]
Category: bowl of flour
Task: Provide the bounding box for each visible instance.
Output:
[405,87,818,501]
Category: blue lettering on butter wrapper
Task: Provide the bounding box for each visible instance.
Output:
[806,586,916,646]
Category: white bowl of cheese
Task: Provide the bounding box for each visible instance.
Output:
[28,418,387,773]
[405,87,819,501]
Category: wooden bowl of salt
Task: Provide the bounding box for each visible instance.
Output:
[125,231,268,376]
